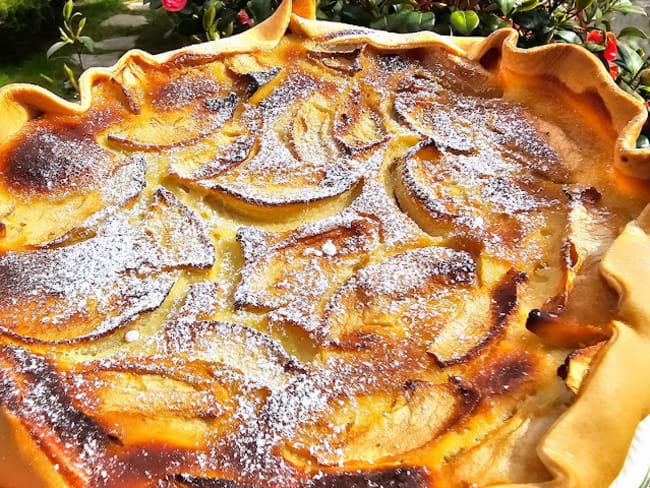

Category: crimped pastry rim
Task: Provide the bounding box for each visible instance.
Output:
[0,2,649,487]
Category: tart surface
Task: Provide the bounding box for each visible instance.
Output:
[1,2,650,487]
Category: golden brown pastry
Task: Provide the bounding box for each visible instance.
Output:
[1,1,650,486]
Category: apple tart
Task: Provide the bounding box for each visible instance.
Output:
[1,1,650,486]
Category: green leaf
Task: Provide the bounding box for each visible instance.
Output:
[619,26,649,39]
[618,78,644,99]
[594,7,603,23]
[518,0,539,12]
[640,69,650,85]
[575,0,593,12]
[618,42,645,76]
[637,134,650,148]
[339,3,373,25]
[612,3,646,14]
[559,18,581,29]
[373,9,435,32]
[64,63,79,93]
[46,41,69,59]
[76,17,86,36]
[403,10,435,32]
[478,12,510,34]
[555,29,581,43]
[39,73,54,84]
[512,8,549,30]
[59,26,73,43]
[450,10,479,35]
[79,36,95,53]
[203,6,216,30]
[247,0,273,22]
[584,41,606,52]
[63,0,73,21]
[496,0,515,16]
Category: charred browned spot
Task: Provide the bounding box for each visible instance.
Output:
[203,92,239,114]
[579,187,602,205]
[0,222,5,238]
[474,355,535,397]
[526,309,608,348]
[238,68,282,96]
[304,467,431,488]
[289,218,376,252]
[562,240,580,269]
[479,47,501,72]
[0,345,110,487]
[493,270,528,323]
[1,122,112,195]
[98,445,203,488]
[448,376,482,414]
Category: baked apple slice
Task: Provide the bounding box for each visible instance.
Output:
[321,247,476,347]
[392,138,570,272]
[163,319,300,391]
[290,378,479,465]
[234,181,434,333]
[321,246,527,361]
[0,188,214,343]
[0,118,147,250]
[170,68,388,218]
[62,356,263,449]
[558,342,606,394]
[106,92,240,151]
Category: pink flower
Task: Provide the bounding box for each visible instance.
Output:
[162,0,187,12]
[238,9,254,26]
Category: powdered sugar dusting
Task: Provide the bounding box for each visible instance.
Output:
[0,33,598,488]
[0,187,214,342]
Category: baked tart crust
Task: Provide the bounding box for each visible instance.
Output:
[0,1,649,486]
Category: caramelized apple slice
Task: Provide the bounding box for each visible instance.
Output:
[558,342,606,394]
[164,320,300,390]
[428,269,528,367]
[0,118,147,250]
[0,345,112,487]
[235,183,433,333]
[209,89,380,208]
[298,379,479,465]
[106,92,240,151]
[0,188,214,343]
[394,73,562,175]
[321,248,526,357]
[395,76,475,153]
[321,247,477,347]
[526,198,619,347]
[393,139,570,269]
[307,48,364,74]
[63,357,261,448]
[334,89,387,153]
[171,72,388,216]
[224,54,283,95]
